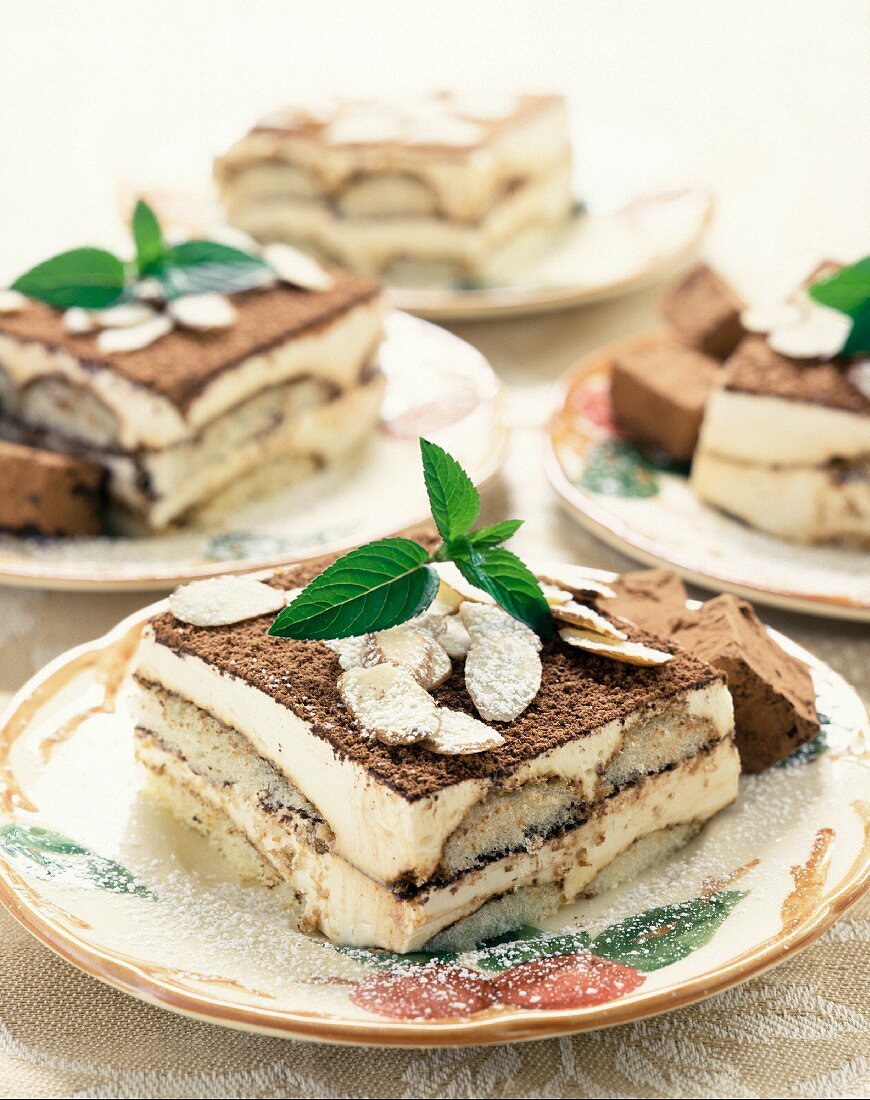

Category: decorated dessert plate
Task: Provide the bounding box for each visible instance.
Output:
[0,312,505,592]
[389,189,713,321]
[0,580,867,1047]
[544,334,870,621]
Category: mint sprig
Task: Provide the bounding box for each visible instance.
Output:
[808,257,870,355]
[11,199,273,311]
[269,439,553,641]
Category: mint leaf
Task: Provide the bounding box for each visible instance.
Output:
[12,248,127,310]
[467,519,522,548]
[808,257,870,317]
[132,199,166,273]
[420,438,479,542]
[842,301,870,356]
[456,546,553,637]
[157,240,273,297]
[269,538,437,640]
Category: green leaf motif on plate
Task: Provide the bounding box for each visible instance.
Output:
[588,889,746,972]
[578,440,661,498]
[0,824,153,898]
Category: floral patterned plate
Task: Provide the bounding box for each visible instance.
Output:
[0,582,867,1046]
[544,333,870,622]
[0,313,505,592]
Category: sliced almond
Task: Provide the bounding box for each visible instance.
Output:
[423,709,504,755]
[459,601,542,652]
[94,302,158,328]
[559,627,673,666]
[740,302,803,334]
[767,307,850,359]
[262,242,334,291]
[97,314,173,353]
[63,307,98,334]
[363,624,451,689]
[169,575,285,627]
[433,562,495,608]
[338,664,439,745]
[464,634,542,722]
[323,636,368,671]
[435,614,473,659]
[551,600,627,641]
[539,582,572,607]
[134,277,166,302]
[0,289,26,313]
[168,293,236,330]
[535,568,616,601]
[848,360,870,400]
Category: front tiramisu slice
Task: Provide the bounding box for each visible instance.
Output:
[0,202,386,530]
[215,93,573,283]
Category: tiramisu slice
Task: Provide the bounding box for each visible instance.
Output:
[132,559,738,952]
[1,203,386,530]
[691,335,869,543]
[215,93,573,283]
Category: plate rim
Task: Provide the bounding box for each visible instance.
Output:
[1,584,868,1047]
[388,188,714,321]
[0,312,508,592]
[543,332,870,623]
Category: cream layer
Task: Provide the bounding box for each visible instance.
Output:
[133,627,733,885]
[136,726,738,952]
[691,450,870,544]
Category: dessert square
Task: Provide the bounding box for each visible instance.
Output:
[0,274,386,529]
[670,594,819,772]
[691,335,870,543]
[0,439,105,536]
[215,93,574,281]
[610,340,720,463]
[660,263,746,360]
[597,568,690,636]
[132,556,740,952]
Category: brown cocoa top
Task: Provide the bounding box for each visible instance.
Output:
[0,272,379,411]
[149,555,722,802]
[598,569,690,637]
[724,335,868,414]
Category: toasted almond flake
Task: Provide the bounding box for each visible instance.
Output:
[767,307,851,359]
[551,600,627,640]
[97,314,173,353]
[363,624,451,688]
[338,664,439,745]
[848,360,870,399]
[94,302,158,328]
[423,709,504,755]
[134,277,166,302]
[323,636,368,671]
[0,289,26,313]
[535,568,616,601]
[168,293,237,330]
[539,582,572,607]
[459,600,542,651]
[740,302,803,334]
[63,307,98,334]
[559,627,673,666]
[169,575,285,626]
[262,242,334,291]
[435,614,473,658]
[434,562,495,607]
[464,634,542,722]
[283,587,303,605]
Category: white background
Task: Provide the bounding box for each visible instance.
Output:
[1,0,869,292]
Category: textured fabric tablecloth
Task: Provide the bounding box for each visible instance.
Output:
[1,291,868,1098]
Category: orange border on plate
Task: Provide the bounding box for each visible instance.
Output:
[0,596,867,1047]
[543,332,870,622]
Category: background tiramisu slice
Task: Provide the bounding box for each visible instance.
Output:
[215,93,573,283]
[1,249,385,530]
[0,439,105,536]
[691,335,869,543]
